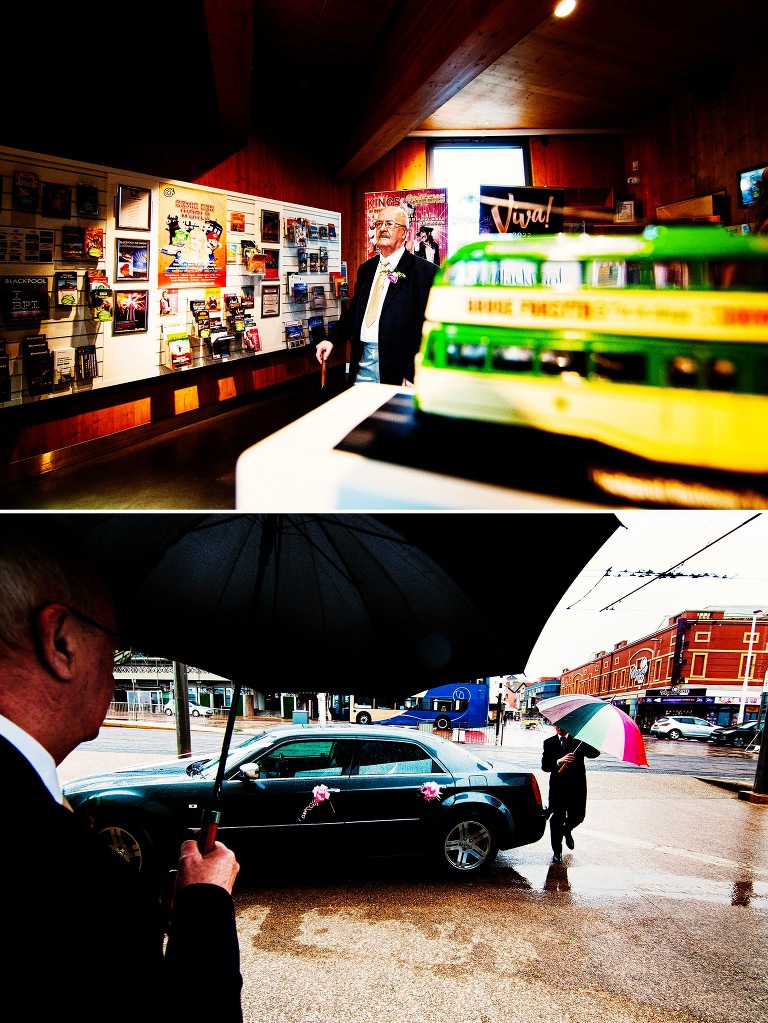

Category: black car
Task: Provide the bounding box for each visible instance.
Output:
[709,719,762,747]
[63,724,547,883]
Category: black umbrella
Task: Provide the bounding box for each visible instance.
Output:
[36,512,618,846]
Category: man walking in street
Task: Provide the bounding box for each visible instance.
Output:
[542,725,600,863]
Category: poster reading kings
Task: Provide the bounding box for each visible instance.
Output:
[364,189,447,263]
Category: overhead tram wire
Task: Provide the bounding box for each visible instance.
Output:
[598,512,763,613]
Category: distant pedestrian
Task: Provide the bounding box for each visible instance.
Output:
[541,725,600,863]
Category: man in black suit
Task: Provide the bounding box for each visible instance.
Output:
[541,725,600,863]
[0,525,243,1022]
[315,205,439,385]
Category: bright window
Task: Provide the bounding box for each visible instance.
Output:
[429,141,529,257]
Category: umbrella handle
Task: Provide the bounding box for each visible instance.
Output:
[198,808,221,854]
[557,740,582,773]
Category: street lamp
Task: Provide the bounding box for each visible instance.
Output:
[738,610,762,724]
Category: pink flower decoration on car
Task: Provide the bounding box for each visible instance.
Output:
[298,783,338,821]
[420,781,443,802]
[387,271,406,284]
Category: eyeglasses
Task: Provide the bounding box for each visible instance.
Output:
[373,220,406,231]
[66,606,122,649]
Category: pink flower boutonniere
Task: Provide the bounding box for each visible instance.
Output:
[387,270,406,284]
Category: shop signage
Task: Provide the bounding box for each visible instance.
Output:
[640,695,714,704]
[646,686,705,698]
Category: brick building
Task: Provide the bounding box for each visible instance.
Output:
[557,606,766,731]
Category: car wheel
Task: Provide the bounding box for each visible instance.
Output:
[435,813,498,875]
[667,729,682,740]
[191,709,200,716]
[164,708,173,716]
[356,711,372,725]
[733,736,746,748]
[94,818,155,875]
[435,715,451,731]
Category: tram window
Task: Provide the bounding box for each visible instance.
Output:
[654,261,690,289]
[446,341,487,368]
[667,355,699,388]
[540,349,588,377]
[589,261,627,288]
[754,358,768,394]
[625,261,649,285]
[592,351,647,384]
[705,260,768,290]
[444,261,496,286]
[498,258,538,286]
[706,357,738,391]
[492,345,534,372]
[541,261,582,287]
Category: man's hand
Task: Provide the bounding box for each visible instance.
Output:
[176,839,240,893]
[316,340,333,364]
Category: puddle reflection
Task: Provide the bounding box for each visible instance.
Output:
[507,860,767,908]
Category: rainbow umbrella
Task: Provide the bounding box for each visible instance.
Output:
[537,694,649,767]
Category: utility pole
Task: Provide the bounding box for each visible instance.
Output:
[737,610,761,724]
[173,661,191,756]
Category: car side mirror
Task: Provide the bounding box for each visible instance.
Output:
[237,762,260,781]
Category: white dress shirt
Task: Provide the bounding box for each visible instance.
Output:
[358,245,406,383]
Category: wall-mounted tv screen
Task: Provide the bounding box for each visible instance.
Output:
[737,164,767,207]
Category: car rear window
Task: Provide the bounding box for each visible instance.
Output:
[354,740,446,776]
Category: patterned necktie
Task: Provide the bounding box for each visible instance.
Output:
[364,262,390,327]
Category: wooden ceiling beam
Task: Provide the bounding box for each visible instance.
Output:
[331,0,554,181]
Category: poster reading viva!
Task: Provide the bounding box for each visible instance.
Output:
[479,186,565,236]
[158,183,227,287]
[364,189,447,262]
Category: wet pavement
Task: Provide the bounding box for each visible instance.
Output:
[60,723,767,1023]
[232,769,766,1023]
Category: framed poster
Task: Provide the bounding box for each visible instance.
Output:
[115,237,149,281]
[113,290,149,334]
[116,184,152,231]
[260,209,280,243]
[615,200,636,223]
[261,283,280,317]
[41,182,72,218]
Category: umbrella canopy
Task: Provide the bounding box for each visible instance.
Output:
[537,694,649,767]
[16,511,617,852]
[24,512,617,694]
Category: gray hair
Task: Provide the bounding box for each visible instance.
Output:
[0,523,105,658]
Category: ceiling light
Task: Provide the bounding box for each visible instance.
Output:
[554,0,577,16]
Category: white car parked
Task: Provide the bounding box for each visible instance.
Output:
[649,715,715,741]
[163,700,214,718]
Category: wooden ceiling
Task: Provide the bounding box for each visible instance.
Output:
[202,0,768,183]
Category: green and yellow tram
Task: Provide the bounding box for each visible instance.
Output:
[415,226,768,474]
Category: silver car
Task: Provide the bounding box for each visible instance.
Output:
[650,715,715,741]
[163,700,214,718]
